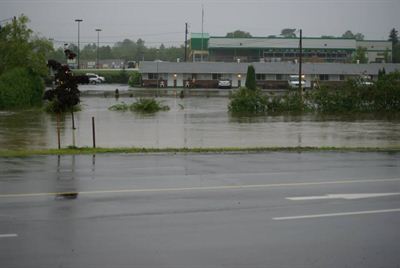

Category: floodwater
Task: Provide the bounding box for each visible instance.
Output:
[1,84,400,150]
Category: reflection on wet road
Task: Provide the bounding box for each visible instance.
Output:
[1,153,400,267]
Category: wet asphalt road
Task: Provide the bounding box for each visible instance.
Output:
[1,152,400,268]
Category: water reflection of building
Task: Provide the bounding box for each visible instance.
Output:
[139,61,400,89]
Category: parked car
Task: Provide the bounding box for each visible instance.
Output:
[288,75,306,89]
[218,79,232,89]
[86,73,105,84]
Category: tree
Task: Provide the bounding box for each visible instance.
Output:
[342,30,364,40]
[383,48,391,63]
[280,28,296,38]
[245,65,256,90]
[393,43,400,63]
[389,28,398,45]
[0,15,52,76]
[226,30,252,38]
[99,45,113,59]
[80,43,96,60]
[352,47,368,63]
[113,39,137,60]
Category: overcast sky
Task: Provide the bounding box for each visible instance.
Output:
[1,0,399,48]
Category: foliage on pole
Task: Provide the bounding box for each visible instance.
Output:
[44,50,88,113]
[245,65,257,90]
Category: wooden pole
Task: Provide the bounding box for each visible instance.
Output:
[298,29,303,98]
[71,110,76,147]
[56,113,61,149]
[92,116,96,148]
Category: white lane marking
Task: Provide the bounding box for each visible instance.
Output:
[0,234,18,238]
[273,208,400,221]
[1,177,400,198]
[287,193,400,201]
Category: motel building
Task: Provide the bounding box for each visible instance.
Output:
[139,61,400,89]
[139,33,397,89]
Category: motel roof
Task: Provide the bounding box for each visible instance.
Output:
[139,61,400,75]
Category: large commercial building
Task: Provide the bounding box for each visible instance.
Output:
[190,33,392,64]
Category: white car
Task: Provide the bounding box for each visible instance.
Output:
[86,73,105,84]
[218,79,232,89]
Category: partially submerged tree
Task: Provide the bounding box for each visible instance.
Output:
[0,15,52,76]
[44,50,89,147]
[0,15,52,109]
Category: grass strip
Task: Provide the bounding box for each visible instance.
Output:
[1,146,400,157]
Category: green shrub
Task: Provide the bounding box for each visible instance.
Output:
[267,92,309,113]
[108,102,129,111]
[245,65,257,91]
[228,87,268,114]
[109,99,170,113]
[128,71,142,87]
[0,67,44,109]
[130,98,169,113]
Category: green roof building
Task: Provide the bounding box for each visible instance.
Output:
[190,33,392,63]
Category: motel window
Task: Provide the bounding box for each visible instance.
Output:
[212,73,223,80]
[340,75,345,81]
[148,73,159,79]
[319,74,329,81]
[276,74,283,80]
[256,74,266,80]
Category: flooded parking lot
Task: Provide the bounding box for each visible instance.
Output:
[1,85,400,150]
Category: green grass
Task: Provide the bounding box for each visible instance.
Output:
[1,146,400,157]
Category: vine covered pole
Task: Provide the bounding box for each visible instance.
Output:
[298,29,303,100]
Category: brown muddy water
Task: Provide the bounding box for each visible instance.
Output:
[1,86,400,150]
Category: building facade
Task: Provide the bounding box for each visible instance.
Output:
[139,61,400,89]
[190,33,392,64]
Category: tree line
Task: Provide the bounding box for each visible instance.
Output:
[47,39,186,64]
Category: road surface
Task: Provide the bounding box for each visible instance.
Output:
[1,152,400,267]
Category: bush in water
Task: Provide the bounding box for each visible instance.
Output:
[228,87,268,114]
[131,98,170,113]
[0,68,44,109]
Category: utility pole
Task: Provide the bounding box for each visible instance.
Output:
[184,22,188,62]
[75,19,83,69]
[298,29,303,97]
[95,28,102,69]
[201,5,204,62]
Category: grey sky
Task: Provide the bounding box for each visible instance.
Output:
[1,0,399,48]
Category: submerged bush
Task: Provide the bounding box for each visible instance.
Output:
[0,68,44,109]
[131,98,170,113]
[108,102,130,111]
[228,87,268,114]
[108,99,170,113]
[310,75,400,113]
[267,91,309,113]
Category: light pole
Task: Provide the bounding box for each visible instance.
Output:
[75,19,83,69]
[95,28,102,69]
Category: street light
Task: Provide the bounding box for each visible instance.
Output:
[95,28,102,69]
[75,19,83,69]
